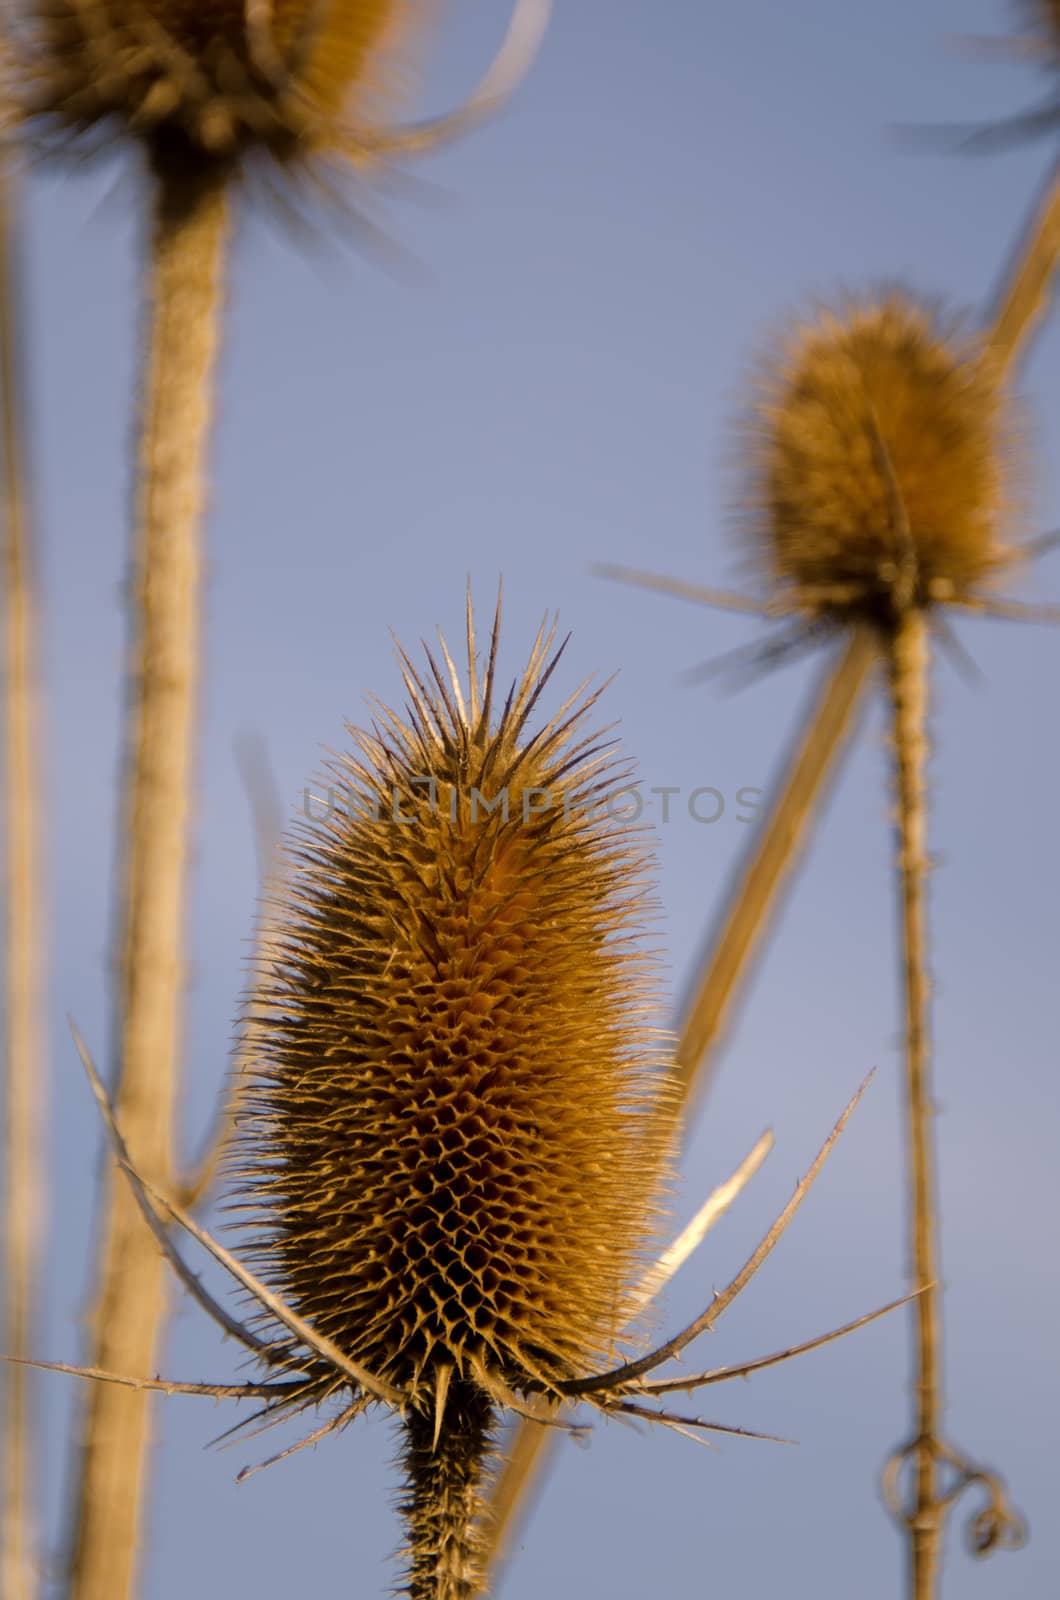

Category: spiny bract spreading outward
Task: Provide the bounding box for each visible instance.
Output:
[740,290,1022,624]
[230,605,674,1412]
[16,0,415,163]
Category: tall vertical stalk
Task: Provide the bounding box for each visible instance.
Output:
[887,610,941,1600]
[65,158,229,1600]
[1,141,45,1600]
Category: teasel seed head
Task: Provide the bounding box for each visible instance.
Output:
[738,289,1024,626]
[16,0,417,167]
[230,599,674,1415]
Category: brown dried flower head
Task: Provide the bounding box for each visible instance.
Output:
[229,602,674,1410]
[17,0,415,164]
[739,290,1022,625]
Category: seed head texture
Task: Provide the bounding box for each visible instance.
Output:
[229,607,673,1409]
[739,290,1022,623]
[21,0,413,163]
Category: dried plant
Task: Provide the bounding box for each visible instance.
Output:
[577,270,1057,1600]
[739,289,1041,1599]
[232,600,676,1413]
[11,0,552,172]
[0,6,551,1598]
[9,601,910,1600]
[484,139,1060,1556]
[0,94,45,1600]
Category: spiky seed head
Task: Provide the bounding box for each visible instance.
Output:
[738,290,1022,624]
[19,0,415,165]
[230,605,674,1410]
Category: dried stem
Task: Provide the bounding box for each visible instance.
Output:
[986,157,1060,373]
[400,1380,496,1600]
[887,611,942,1600]
[1,133,45,1600]
[64,157,230,1600]
[672,624,877,1103]
[478,626,876,1579]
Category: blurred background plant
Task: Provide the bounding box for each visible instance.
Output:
[1,41,46,1600]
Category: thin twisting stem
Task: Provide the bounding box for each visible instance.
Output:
[65,159,230,1600]
[1,134,45,1600]
[888,611,943,1600]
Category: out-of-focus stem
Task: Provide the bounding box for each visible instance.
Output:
[1,139,45,1600]
[887,611,942,1600]
[987,157,1060,374]
[671,623,877,1107]
[478,625,877,1581]
[64,158,229,1600]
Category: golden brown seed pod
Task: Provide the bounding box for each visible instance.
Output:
[230,602,674,1408]
[17,0,415,164]
[737,289,1023,624]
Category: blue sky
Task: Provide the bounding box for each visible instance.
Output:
[17,1,1060,1596]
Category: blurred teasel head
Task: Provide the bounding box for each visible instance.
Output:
[231,596,675,1412]
[9,0,549,177]
[14,0,410,166]
[738,289,1024,628]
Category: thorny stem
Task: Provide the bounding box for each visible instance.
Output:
[887,611,942,1600]
[400,1380,496,1600]
[64,157,229,1600]
[1,138,45,1600]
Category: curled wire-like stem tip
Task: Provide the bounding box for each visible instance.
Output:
[881,1434,1028,1559]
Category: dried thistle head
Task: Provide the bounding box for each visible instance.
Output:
[15,0,419,166]
[230,599,674,1411]
[738,290,1024,627]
